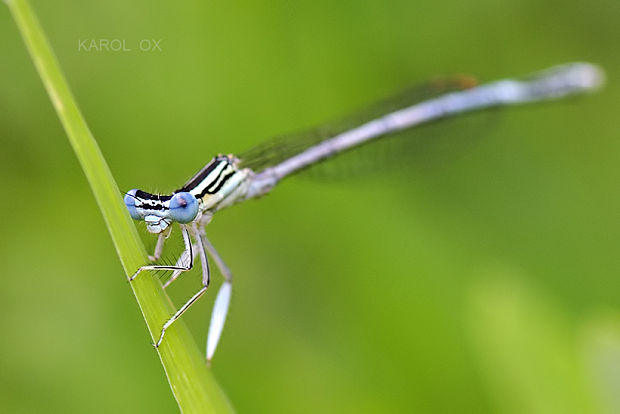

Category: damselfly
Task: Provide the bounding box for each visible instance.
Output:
[124,62,603,361]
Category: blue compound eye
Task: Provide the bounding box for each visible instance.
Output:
[169,192,199,223]
[124,189,143,220]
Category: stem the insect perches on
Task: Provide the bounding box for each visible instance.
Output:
[6,0,235,412]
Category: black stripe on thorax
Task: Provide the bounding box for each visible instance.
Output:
[199,170,237,198]
[179,155,231,193]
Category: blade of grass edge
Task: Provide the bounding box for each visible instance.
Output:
[5,0,235,412]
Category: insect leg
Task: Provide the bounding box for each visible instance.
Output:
[154,223,211,348]
[148,226,172,262]
[129,225,193,282]
[198,228,233,362]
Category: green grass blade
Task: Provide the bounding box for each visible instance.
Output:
[6,0,235,412]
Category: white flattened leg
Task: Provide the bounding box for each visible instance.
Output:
[129,225,193,282]
[206,281,231,362]
[154,223,212,348]
[198,228,233,362]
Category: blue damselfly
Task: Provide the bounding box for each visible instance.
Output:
[124,62,603,361]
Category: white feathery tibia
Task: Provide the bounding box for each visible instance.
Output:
[173,248,191,271]
[164,248,194,288]
[206,282,232,360]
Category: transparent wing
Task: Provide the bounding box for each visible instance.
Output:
[238,75,481,173]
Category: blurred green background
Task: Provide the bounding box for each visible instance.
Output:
[1,0,619,412]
